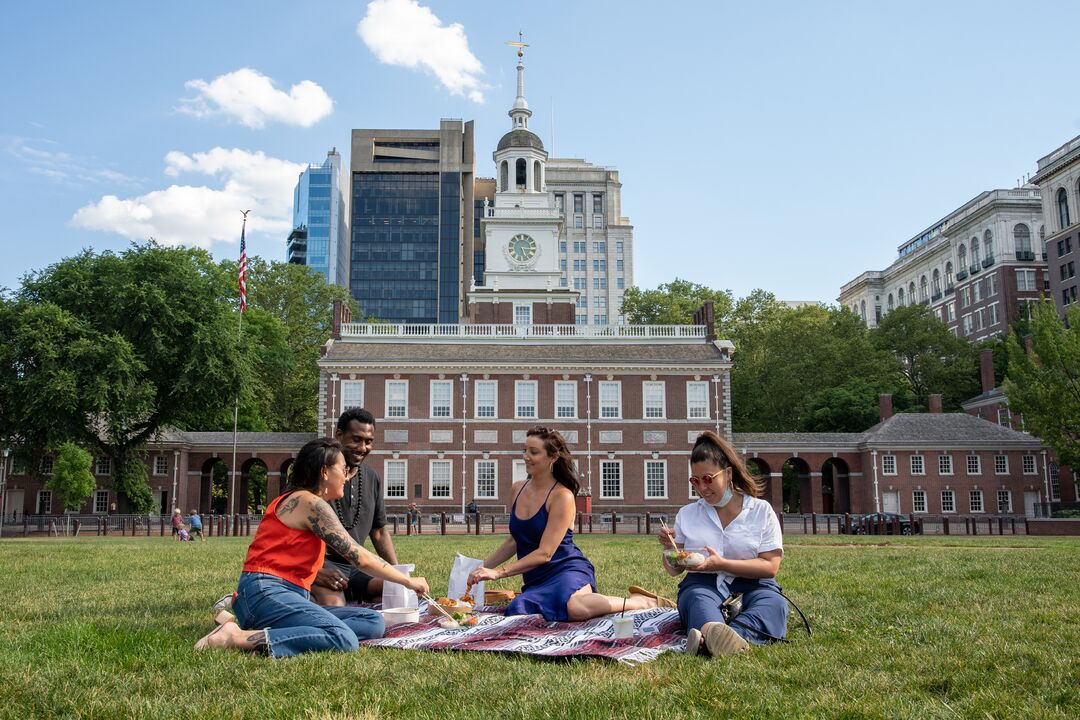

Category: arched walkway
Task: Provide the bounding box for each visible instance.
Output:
[821,458,851,514]
[241,458,269,514]
[781,458,811,514]
[745,458,777,510]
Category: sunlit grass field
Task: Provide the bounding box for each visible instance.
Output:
[0,534,1077,719]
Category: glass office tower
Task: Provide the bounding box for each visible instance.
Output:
[350,121,474,323]
[287,149,349,287]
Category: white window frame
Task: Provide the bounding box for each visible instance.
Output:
[554,381,577,419]
[997,489,1013,513]
[154,456,168,477]
[994,455,1008,475]
[93,490,109,514]
[37,490,52,514]
[600,460,623,499]
[941,489,956,513]
[966,455,981,475]
[429,380,453,419]
[95,457,111,476]
[512,460,528,484]
[642,381,666,419]
[938,455,953,475]
[384,459,407,499]
[912,489,927,514]
[599,381,622,419]
[40,456,53,476]
[686,381,709,419]
[475,380,497,419]
[882,454,897,475]
[429,459,452,499]
[385,380,409,419]
[687,459,698,498]
[474,459,497,500]
[970,489,984,513]
[644,460,668,499]
[910,455,925,475]
[340,379,364,414]
[513,303,532,325]
[515,380,538,419]
[1022,455,1036,475]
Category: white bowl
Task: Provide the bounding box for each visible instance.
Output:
[382,607,420,625]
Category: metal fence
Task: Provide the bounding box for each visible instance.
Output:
[4,510,1035,538]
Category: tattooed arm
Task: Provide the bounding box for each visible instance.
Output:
[278,492,429,595]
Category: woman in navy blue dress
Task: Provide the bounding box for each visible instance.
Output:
[468,426,668,622]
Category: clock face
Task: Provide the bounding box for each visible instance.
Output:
[507,233,537,263]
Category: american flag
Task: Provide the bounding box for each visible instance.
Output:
[238,220,247,313]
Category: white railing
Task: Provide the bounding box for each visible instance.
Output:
[484,206,561,219]
[339,323,708,340]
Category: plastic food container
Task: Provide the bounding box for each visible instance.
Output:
[382,607,420,626]
[663,548,707,567]
[426,599,472,616]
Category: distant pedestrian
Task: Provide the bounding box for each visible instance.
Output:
[171,508,183,540]
[408,503,419,531]
[189,509,204,541]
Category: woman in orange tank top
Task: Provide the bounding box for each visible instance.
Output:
[194,439,430,657]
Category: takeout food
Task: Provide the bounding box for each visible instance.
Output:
[427,597,472,616]
[484,589,517,606]
[663,548,707,567]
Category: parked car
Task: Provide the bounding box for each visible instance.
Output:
[844,512,922,535]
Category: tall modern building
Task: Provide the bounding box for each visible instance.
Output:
[286,149,349,287]
[1030,134,1080,318]
[349,121,475,323]
[839,188,1047,341]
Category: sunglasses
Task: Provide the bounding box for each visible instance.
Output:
[688,470,726,486]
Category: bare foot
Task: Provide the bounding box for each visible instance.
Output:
[195,621,242,651]
[628,593,659,609]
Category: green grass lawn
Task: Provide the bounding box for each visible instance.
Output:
[0,534,1077,720]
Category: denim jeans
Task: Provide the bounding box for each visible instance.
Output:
[232,572,385,659]
[677,572,789,645]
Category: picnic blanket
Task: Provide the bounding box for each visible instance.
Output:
[360,603,687,666]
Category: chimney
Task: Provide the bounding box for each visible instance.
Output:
[693,301,716,341]
[331,299,352,340]
[979,348,995,393]
[928,394,943,414]
[879,394,893,422]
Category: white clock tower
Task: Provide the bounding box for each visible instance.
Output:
[469,38,577,325]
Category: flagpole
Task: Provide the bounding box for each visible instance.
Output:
[229,211,250,520]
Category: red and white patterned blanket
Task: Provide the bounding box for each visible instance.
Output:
[360,604,687,665]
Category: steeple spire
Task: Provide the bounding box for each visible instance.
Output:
[505,32,531,130]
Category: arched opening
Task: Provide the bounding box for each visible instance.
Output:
[533,159,542,191]
[515,158,527,188]
[897,287,905,306]
[908,282,916,304]
[945,261,954,288]
[1066,187,1076,229]
[887,293,894,311]
[1014,223,1031,254]
[745,458,775,509]
[499,160,508,192]
[821,458,851,514]
[781,458,811,514]
[970,237,980,265]
[241,458,269,514]
[983,229,993,263]
[919,275,928,301]
[932,269,941,296]
[958,243,967,269]
[201,458,229,514]
[274,458,294,503]
[860,300,866,321]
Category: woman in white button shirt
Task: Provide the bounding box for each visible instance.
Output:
[659,431,789,657]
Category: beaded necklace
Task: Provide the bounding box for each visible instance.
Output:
[334,469,364,530]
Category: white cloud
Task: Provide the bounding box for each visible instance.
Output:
[180,68,334,128]
[71,148,304,249]
[358,0,486,103]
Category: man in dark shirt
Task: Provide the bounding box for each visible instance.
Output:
[310,408,401,605]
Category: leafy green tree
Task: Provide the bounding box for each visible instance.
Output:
[225,259,358,432]
[1004,301,1080,469]
[0,243,245,511]
[46,442,96,512]
[871,304,979,410]
[620,279,734,326]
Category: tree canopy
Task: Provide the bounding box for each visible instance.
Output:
[620,279,734,326]
[1004,301,1080,469]
[47,442,96,512]
[0,243,245,511]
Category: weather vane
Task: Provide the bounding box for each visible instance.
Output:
[505,30,528,58]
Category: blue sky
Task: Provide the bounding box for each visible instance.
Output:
[3,1,1079,303]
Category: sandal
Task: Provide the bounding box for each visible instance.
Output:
[627,585,677,609]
